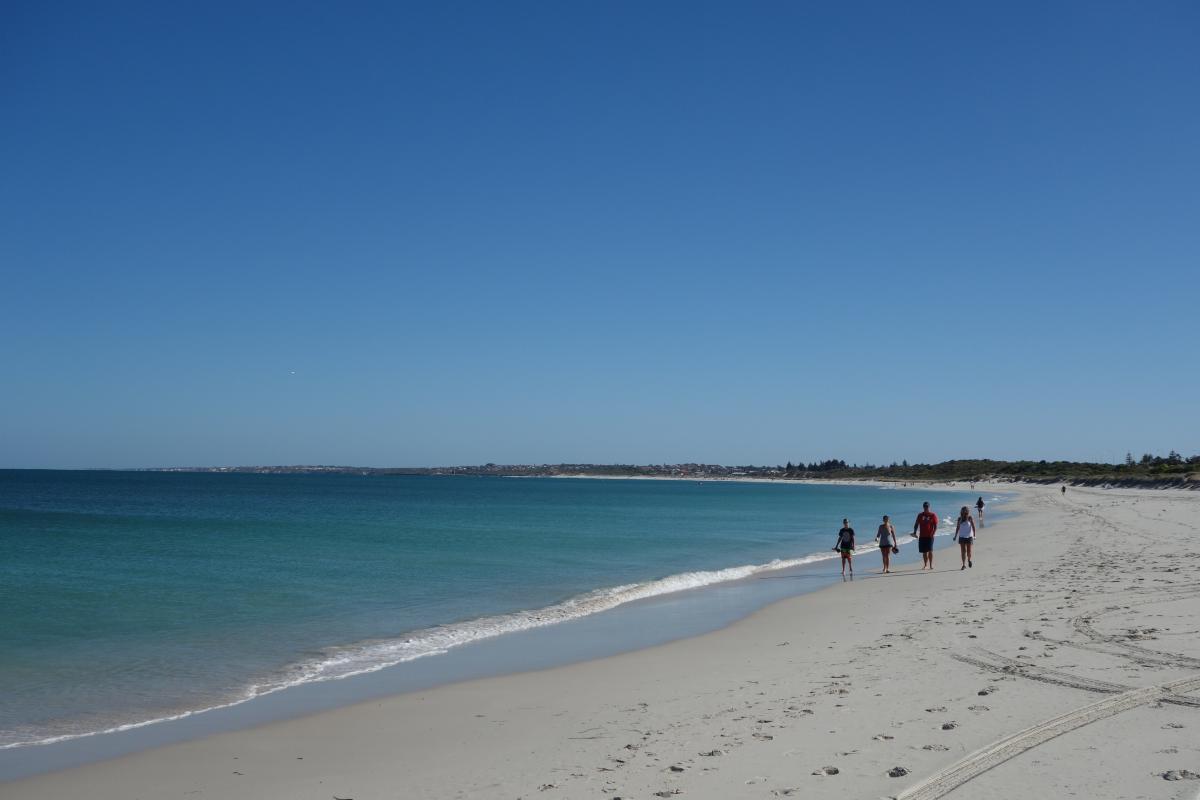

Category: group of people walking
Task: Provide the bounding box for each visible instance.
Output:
[833,497,985,576]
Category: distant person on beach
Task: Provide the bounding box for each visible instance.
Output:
[875,514,897,573]
[975,496,985,526]
[1062,486,1067,495]
[834,518,855,576]
[953,506,977,569]
[913,502,939,570]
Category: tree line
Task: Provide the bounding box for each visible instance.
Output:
[779,452,1199,481]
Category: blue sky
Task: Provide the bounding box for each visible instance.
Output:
[3,1,1198,468]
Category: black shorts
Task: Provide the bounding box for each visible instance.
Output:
[879,543,891,551]
[917,537,934,553]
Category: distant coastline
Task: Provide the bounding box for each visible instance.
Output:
[139,456,1200,489]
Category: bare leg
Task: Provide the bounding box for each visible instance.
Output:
[967,540,974,567]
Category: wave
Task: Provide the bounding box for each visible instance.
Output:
[1,547,849,750]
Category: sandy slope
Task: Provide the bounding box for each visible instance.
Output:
[4,485,1199,800]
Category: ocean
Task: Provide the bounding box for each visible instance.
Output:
[0,470,996,755]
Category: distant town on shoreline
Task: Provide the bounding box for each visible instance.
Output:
[146,454,1199,488]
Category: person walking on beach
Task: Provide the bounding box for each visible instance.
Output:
[875,514,898,573]
[913,502,939,570]
[833,518,855,577]
[975,496,985,526]
[953,506,977,569]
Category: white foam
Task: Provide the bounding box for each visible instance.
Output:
[253,549,849,686]
[0,548,846,750]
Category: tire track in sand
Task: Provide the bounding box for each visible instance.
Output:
[1071,611,1200,670]
[896,674,1200,800]
[953,647,1200,707]
[1017,588,1200,671]
[952,648,1127,694]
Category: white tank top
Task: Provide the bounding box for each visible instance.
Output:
[956,519,974,538]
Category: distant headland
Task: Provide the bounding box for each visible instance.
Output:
[146,454,1199,489]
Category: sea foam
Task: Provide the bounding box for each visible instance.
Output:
[1,547,842,750]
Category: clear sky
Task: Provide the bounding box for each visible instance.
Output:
[3,1,1198,469]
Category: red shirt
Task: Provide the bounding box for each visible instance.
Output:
[915,510,939,538]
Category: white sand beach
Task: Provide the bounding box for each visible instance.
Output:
[5,484,1199,800]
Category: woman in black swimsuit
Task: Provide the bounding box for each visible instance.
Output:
[875,515,897,573]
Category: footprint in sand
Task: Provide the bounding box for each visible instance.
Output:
[1162,770,1200,781]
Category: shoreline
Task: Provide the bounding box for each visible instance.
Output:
[0,543,877,760]
[536,473,1016,494]
[536,471,1194,493]
[0,483,1001,782]
[10,483,1198,798]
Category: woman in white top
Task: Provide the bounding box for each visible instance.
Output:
[953,506,976,570]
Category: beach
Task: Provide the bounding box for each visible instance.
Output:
[0,472,985,758]
[3,484,1198,799]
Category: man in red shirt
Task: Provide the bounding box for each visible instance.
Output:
[913,501,939,570]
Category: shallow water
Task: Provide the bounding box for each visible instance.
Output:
[0,470,996,755]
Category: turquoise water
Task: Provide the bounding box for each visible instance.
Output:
[0,470,991,750]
